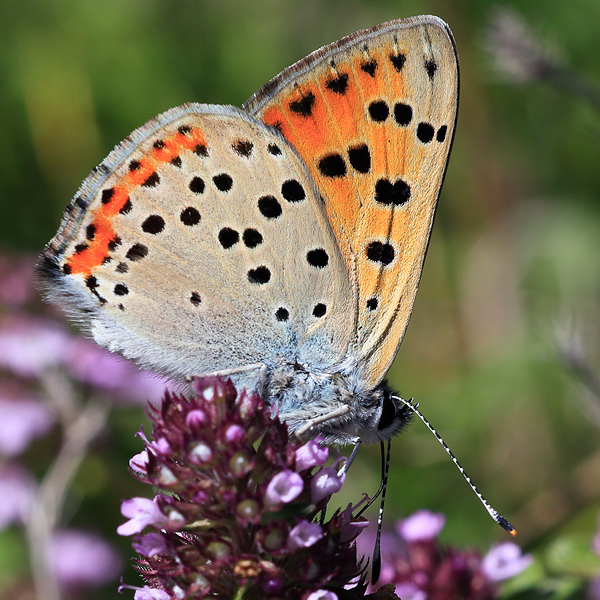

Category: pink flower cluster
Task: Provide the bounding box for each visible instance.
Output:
[118,377,367,600]
[0,253,171,464]
[0,253,144,592]
[359,510,533,600]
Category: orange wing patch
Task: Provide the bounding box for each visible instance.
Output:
[64,127,208,278]
[246,17,458,385]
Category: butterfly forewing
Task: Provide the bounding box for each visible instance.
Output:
[39,104,355,381]
[244,16,458,385]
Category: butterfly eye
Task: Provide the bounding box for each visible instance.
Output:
[377,395,398,431]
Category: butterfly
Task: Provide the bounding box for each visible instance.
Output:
[37,15,459,447]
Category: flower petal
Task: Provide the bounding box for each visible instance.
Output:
[397,509,445,542]
[481,541,533,581]
[265,470,304,505]
[288,520,323,549]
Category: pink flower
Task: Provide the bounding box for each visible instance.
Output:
[265,470,304,506]
[0,254,36,307]
[481,541,533,581]
[310,466,345,503]
[49,529,122,588]
[288,520,323,549]
[306,591,338,600]
[185,409,207,428]
[224,424,244,443]
[0,396,54,456]
[0,464,36,529]
[397,509,446,542]
[119,584,171,600]
[295,439,328,471]
[0,316,70,377]
[64,338,171,404]
[394,583,427,600]
[132,533,168,558]
[589,576,600,600]
[149,437,171,456]
[117,497,167,536]
[134,588,171,600]
[593,526,600,557]
[339,517,369,544]
[120,378,365,597]
[130,450,150,473]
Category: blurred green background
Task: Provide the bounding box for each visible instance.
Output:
[2,0,600,597]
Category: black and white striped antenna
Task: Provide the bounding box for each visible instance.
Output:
[354,441,392,584]
[393,396,517,537]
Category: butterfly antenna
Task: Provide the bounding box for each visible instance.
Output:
[369,440,391,585]
[356,441,386,518]
[392,396,516,537]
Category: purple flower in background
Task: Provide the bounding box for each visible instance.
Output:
[49,529,122,589]
[394,583,427,600]
[0,316,70,377]
[64,337,171,404]
[0,396,54,456]
[481,542,533,581]
[589,577,600,600]
[0,464,36,529]
[0,313,171,405]
[593,525,600,558]
[358,510,529,599]
[397,509,446,542]
[0,254,36,307]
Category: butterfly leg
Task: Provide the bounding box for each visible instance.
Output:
[337,438,362,477]
[293,405,351,440]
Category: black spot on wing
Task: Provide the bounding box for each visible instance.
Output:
[318,154,346,178]
[289,92,315,117]
[325,73,348,94]
[389,53,406,72]
[366,241,395,265]
[425,59,437,80]
[361,60,377,77]
[247,266,271,285]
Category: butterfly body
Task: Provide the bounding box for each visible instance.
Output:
[38,16,458,446]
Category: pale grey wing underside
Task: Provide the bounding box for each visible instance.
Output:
[39,104,355,386]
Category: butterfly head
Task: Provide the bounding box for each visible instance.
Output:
[318,378,413,446]
[372,383,413,442]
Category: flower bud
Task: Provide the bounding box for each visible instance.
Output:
[189,441,213,464]
[205,541,231,562]
[236,499,259,521]
[229,451,251,477]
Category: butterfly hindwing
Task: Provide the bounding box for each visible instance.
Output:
[39,104,355,382]
[244,16,459,385]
